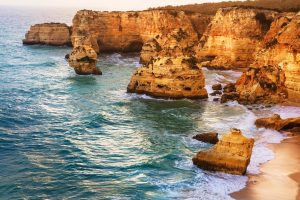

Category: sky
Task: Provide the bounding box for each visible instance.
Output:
[0,0,226,11]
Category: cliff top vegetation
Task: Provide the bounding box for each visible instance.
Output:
[148,0,300,15]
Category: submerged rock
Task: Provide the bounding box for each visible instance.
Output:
[192,128,254,175]
[255,114,300,132]
[193,132,219,144]
[23,23,71,46]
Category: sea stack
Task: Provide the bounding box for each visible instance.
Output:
[192,128,254,175]
[127,28,208,99]
[23,23,71,46]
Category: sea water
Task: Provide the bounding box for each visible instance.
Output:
[0,6,300,200]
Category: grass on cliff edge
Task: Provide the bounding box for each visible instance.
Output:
[148,0,300,15]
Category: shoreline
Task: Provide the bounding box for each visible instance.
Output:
[231,134,300,200]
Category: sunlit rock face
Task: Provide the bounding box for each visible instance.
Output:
[68,33,101,75]
[140,28,199,65]
[69,10,210,76]
[127,56,208,99]
[71,10,210,54]
[197,7,277,69]
[192,128,254,175]
[23,23,71,46]
[128,23,208,99]
[255,114,300,132]
[234,12,300,103]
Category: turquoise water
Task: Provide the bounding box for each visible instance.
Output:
[1,6,299,200]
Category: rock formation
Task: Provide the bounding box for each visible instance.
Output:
[127,20,208,99]
[197,7,277,69]
[224,12,300,104]
[192,128,254,175]
[193,132,219,144]
[23,23,71,46]
[67,9,210,75]
[255,114,300,132]
[127,55,208,99]
[68,29,101,75]
[71,10,210,54]
[235,65,287,104]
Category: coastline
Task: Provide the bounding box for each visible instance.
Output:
[231,134,300,200]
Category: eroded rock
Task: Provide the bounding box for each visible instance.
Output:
[193,132,219,144]
[23,23,71,46]
[127,56,208,99]
[192,128,254,175]
[197,7,277,69]
[255,114,300,132]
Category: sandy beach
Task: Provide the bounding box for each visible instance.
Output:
[231,134,300,200]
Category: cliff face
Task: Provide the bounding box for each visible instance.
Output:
[69,10,210,78]
[23,23,71,46]
[235,12,300,103]
[197,7,277,69]
[71,10,210,54]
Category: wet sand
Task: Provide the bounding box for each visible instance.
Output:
[231,134,300,200]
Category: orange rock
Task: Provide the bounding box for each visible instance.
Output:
[255,114,300,132]
[192,128,254,175]
[196,7,277,69]
[23,23,71,46]
[127,56,208,99]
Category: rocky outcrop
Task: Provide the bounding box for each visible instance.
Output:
[139,28,198,65]
[68,33,101,75]
[197,7,277,69]
[192,128,254,175]
[225,12,300,104]
[193,132,219,144]
[127,55,208,99]
[71,10,210,54]
[23,23,71,46]
[68,9,210,75]
[235,65,287,104]
[255,114,300,132]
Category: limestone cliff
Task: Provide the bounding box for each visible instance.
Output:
[71,10,210,54]
[197,7,277,69]
[232,12,300,103]
[23,23,71,46]
[69,9,210,78]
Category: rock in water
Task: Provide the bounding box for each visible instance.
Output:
[68,33,101,75]
[192,128,254,175]
[23,23,71,46]
[255,114,300,132]
[193,132,219,144]
[212,84,222,91]
[127,56,208,99]
[128,27,208,99]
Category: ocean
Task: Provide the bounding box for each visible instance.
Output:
[0,6,300,199]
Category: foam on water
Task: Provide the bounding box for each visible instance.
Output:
[1,6,300,200]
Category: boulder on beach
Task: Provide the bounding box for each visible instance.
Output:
[192,128,254,175]
[255,114,300,132]
[193,132,219,144]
